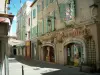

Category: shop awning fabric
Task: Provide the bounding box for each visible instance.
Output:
[8,39,25,46]
[0,13,14,24]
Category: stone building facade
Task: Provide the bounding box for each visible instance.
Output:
[0,0,14,75]
[37,0,100,70]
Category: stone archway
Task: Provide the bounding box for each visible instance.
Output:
[13,45,17,56]
[42,45,55,63]
[63,38,86,66]
[64,43,83,66]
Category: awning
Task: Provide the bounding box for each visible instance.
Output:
[0,13,14,24]
[8,39,25,46]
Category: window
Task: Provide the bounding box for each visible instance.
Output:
[42,19,44,34]
[46,18,48,32]
[46,0,48,7]
[42,0,44,9]
[28,18,30,26]
[33,9,36,18]
[37,5,40,12]
[50,0,54,3]
[51,11,55,31]
[28,31,30,39]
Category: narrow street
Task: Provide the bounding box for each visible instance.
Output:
[8,58,100,75]
[9,58,60,75]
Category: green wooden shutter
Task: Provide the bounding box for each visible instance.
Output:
[38,23,40,36]
[46,18,48,32]
[52,11,55,31]
[31,27,34,38]
[48,0,50,4]
[36,26,37,37]
[22,30,23,40]
[34,27,35,36]
[42,19,44,34]
[33,9,36,18]
[34,26,36,37]
[46,0,48,7]
[33,27,34,36]
[31,11,32,39]
[59,4,66,19]
[50,0,54,3]
[37,5,40,13]
[34,9,36,18]
[33,10,34,18]
[30,28,31,39]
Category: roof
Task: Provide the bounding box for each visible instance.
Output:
[0,13,14,24]
[30,0,37,7]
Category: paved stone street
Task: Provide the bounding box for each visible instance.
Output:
[8,57,100,75]
[9,58,60,75]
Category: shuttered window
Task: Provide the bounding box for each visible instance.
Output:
[46,18,48,32]
[46,0,48,7]
[33,9,36,18]
[42,19,44,34]
[28,18,30,26]
[52,11,55,31]
[50,0,54,3]
[59,4,66,19]
[37,5,40,13]
[28,31,30,39]
[42,0,44,9]
[37,23,40,36]
[30,28,32,39]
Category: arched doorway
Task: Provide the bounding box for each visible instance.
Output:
[13,45,16,55]
[64,43,83,66]
[43,46,55,62]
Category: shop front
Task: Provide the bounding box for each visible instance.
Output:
[25,40,31,59]
[64,42,83,66]
[38,26,97,68]
[31,42,37,59]
[43,46,55,62]
[62,27,96,68]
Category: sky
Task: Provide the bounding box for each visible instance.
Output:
[9,0,33,36]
